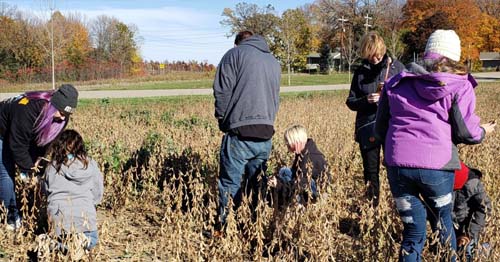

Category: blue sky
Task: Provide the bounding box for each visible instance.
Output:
[4,0,313,64]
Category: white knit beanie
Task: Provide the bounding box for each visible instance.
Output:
[424,30,461,62]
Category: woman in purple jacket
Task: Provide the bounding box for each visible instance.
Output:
[375,30,495,261]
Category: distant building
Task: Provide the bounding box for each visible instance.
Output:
[306,53,321,71]
[479,52,500,70]
[306,51,341,73]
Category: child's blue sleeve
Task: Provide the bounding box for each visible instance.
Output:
[278,167,293,183]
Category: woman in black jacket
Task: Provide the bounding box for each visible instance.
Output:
[0,84,78,230]
[346,32,404,206]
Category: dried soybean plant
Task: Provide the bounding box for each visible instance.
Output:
[0,86,499,260]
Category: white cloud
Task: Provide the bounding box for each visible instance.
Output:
[80,6,215,27]
[70,6,233,64]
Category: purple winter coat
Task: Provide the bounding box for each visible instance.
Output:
[375,63,485,170]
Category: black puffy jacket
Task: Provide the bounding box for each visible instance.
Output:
[0,95,47,173]
[346,55,404,140]
[453,167,492,241]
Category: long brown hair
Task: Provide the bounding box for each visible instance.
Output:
[424,57,468,75]
[47,129,88,172]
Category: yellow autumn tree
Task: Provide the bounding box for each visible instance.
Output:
[64,17,91,68]
[130,50,144,76]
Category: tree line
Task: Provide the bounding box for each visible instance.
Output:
[1,1,499,84]
[0,2,148,84]
[0,2,217,85]
[221,0,500,73]
[144,60,215,75]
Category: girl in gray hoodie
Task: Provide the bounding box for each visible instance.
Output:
[43,129,103,250]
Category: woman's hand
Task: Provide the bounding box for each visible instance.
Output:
[481,120,497,133]
[31,157,50,174]
[367,93,380,104]
[288,141,306,154]
[267,176,277,188]
[457,235,470,247]
[31,157,45,173]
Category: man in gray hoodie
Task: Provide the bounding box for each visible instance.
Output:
[213,31,280,230]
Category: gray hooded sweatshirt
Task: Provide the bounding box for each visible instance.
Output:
[213,35,281,132]
[44,158,103,235]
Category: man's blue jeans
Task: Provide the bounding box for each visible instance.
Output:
[55,230,99,252]
[0,139,19,224]
[84,230,99,250]
[217,133,272,226]
[387,166,456,262]
[278,167,318,199]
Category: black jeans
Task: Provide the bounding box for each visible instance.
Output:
[360,144,381,206]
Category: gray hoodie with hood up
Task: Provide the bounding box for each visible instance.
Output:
[213,35,281,132]
[44,158,103,235]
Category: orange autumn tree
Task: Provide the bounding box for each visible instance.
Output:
[402,0,442,31]
[402,0,499,68]
[441,0,484,68]
[477,13,500,52]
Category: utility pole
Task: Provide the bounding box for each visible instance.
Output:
[364,13,372,33]
[338,16,348,73]
[284,16,291,86]
[468,44,471,72]
[287,39,291,86]
[50,0,55,90]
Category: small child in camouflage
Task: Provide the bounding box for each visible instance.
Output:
[453,161,492,261]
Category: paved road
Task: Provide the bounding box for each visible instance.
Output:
[0,84,351,100]
[1,72,498,100]
[471,71,500,79]
[77,84,352,99]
